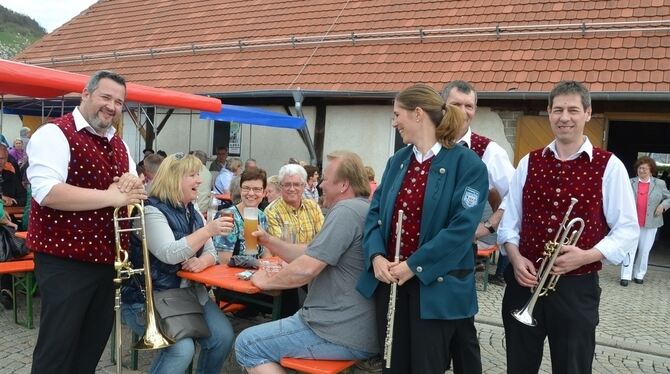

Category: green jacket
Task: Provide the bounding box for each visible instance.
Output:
[357,144,488,319]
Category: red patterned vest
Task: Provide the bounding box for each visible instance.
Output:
[389,156,432,260]
[27,113,129,264]
[519,148,611,275]
[470,132,492,159]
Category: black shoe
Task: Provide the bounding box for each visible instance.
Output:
[633,278,644,284]
[0,289,13,310]
[620,280,629,287]
[488,274,506,286]
[355,355,383,373]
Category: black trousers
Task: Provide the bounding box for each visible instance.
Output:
[31,253,116,374]
[374,277,481,374]
[502,266,601,374]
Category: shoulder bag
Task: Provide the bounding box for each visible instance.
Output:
[153,286,211,340]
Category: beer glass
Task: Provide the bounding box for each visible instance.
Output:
[243,207,259,255]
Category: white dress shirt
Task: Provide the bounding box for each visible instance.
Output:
[497,137,639,265]
[27,107,136,204]
[411,142,442,163]
[458,128,515,197]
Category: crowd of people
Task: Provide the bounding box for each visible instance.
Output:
[1,69,666,374]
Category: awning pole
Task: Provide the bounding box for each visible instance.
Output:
[292,89,317,165]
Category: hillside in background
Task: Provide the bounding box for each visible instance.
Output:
[0,5,46,59]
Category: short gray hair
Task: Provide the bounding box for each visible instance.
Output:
[85,70,126,93]
[192,150,208,164]
[278,164,307,184]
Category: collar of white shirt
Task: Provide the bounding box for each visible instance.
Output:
[456,127,473,148]
[542,136,594,161]
[73,107,118,141]
[412,142,442,163]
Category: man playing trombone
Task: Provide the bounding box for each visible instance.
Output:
[497,81,638,374]
[26,71,146,373]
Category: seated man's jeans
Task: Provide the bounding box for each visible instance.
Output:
[235,313,375,368]
[121,298,234,374]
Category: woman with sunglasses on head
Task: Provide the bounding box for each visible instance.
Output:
[121,153,235,374]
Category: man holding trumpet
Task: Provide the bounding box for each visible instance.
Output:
[497,80,638,374]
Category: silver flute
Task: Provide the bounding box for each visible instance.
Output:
[383,209,404,369]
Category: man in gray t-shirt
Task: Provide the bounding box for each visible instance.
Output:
[234,151,378,372]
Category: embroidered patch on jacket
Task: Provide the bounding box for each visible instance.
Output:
[462,187,480,208]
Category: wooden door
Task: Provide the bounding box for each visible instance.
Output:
[514,115,605,166]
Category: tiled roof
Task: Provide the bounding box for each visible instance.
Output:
[14,0,670,95]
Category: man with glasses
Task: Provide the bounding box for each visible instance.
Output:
[264,164,324,245]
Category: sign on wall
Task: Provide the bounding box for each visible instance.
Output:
[229,121,242,155]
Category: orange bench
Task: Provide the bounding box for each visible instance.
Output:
[280,357,357,374]
[0,259,36,328]
[219,300,246,314]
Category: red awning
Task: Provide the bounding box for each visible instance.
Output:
[0,59,221,112]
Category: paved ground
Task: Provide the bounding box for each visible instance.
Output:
[1,246,669,373]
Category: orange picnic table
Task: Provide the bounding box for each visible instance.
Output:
[178,264,282,320]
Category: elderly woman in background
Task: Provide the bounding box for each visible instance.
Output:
[263,175,281,206]
[213,167,270,262]
[357,84,488,373]
[620,156,670,286]
[9,139,26,166]
[121,153,235,374]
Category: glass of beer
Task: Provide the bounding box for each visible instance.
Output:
[243,207,259,255]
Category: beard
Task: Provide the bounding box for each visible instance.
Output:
[86,111,115,133]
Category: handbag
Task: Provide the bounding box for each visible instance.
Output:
[153,287,211,340]
[0,225,28,261]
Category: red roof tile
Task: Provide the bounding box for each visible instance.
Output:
[12,0,670,95]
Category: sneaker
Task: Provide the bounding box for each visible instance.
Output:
[355,355,383,373]
[620,279,629,287]
[0,289,13,310]
[633,278,644,284]
[488,274,506,286]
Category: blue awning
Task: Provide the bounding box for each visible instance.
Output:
[200,104,305,130]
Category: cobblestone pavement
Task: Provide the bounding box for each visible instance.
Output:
[0,264,668,373]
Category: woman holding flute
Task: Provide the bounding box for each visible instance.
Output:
[357,84,489,374]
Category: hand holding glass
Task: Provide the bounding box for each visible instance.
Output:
[243,207,259,255]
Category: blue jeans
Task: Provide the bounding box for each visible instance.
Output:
[121,298,234,374]
[235,313,375,369]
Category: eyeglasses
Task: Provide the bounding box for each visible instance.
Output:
[638,166,650,170]
[281,182,305,190]
[241,186,264,194]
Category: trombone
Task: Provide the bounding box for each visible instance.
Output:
[113,203,174,373]
[511,197,584,327]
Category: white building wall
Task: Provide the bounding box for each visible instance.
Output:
[0,114,25,145]
[323,105,394,184]
[471,107,514,162]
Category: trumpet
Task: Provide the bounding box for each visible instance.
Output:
[113,203,174,373]
[383,209,404,369]
[511,197,584,327]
